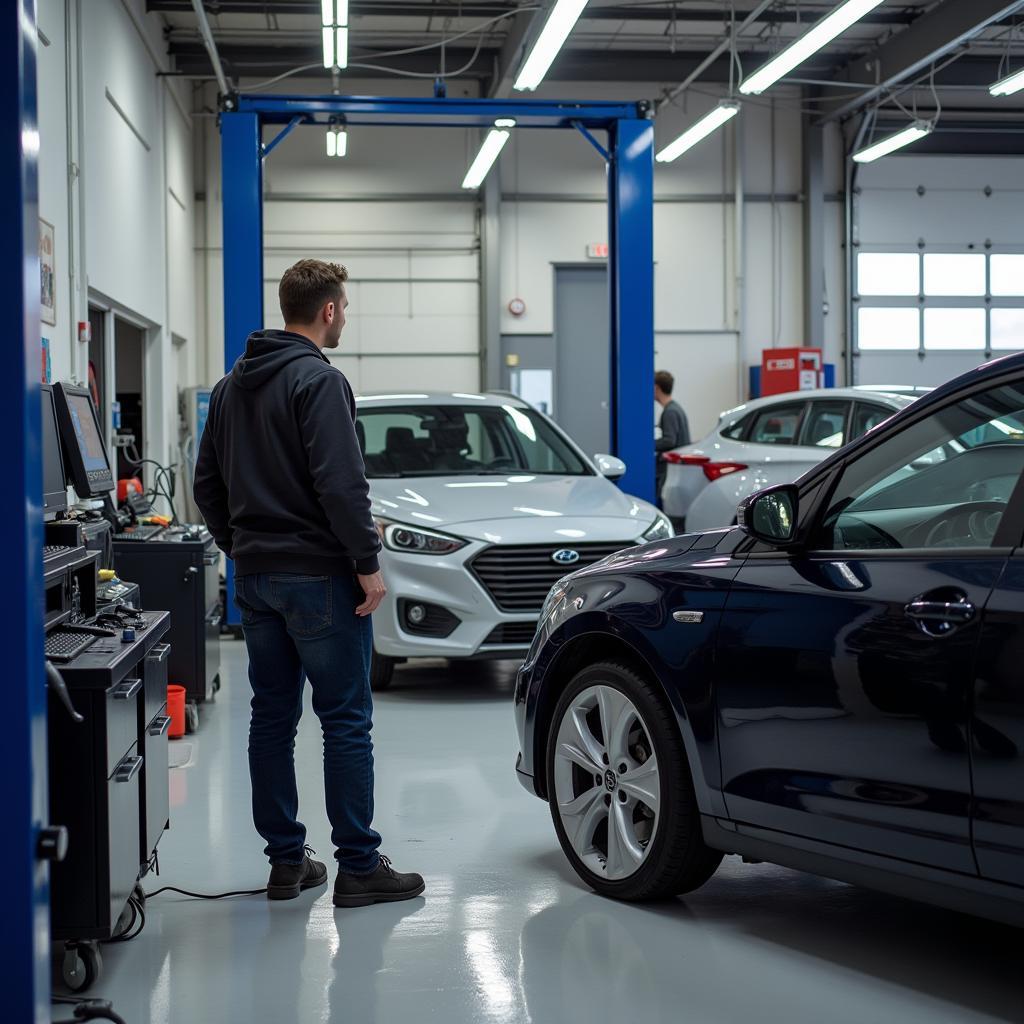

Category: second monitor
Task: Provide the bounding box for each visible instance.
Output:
[53,382,116,498]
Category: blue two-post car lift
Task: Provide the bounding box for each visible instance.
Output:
[220,93,656,627]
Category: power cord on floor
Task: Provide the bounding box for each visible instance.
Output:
[53,995,128,1024]
[145,885,268,899]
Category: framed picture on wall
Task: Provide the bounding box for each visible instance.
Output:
[40,217,56,326]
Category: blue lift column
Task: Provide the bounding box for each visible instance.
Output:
[607,118,655,504]
[220,111,264,628]
[4,0,49,1017]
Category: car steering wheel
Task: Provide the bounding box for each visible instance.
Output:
[912,501,1007,548]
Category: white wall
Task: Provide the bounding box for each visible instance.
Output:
[37,0,198,508]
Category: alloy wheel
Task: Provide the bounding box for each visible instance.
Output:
[552,684,660,880]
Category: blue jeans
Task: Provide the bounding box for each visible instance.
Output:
[234,572,381,874]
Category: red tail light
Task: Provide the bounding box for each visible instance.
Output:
[703,461,748,482]
[663,453,710,466]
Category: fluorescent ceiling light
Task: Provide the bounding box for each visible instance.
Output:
[336,26,348,69]
[320,1,347,68]
[852,121,932,163]
[462,127,511,189]
[655,102,739,163]
[990,66,1024,97]
[326,126,347,158]
[739,0,886,96]
[514,0,589,91]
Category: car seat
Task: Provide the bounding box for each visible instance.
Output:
[385,426,432,473]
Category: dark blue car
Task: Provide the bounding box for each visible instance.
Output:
[515,352,1024,925]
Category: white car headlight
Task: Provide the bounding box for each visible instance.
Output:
[377,520,467,555]
[642,514,673,542]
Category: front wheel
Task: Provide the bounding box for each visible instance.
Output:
[369,650,395,691]
[546,661,721,901]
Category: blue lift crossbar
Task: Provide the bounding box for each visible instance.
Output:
[220,94,655,626]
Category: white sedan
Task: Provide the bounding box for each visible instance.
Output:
[661,387,924,532]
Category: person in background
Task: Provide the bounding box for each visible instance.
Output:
[654,369,691,512]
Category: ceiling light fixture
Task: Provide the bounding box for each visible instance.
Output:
[326,118,347,158]
[461,120,515,189]
[655,101,739,163]
[514,0,589,91]
[739,0,886,96]
[852,121,933,163]
[321,0,348,70]
[990,66,1024,97]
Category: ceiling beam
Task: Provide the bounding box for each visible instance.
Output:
[816,0,1024,123]
[148,1,918,25]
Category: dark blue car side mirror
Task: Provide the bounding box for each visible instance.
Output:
[738,484,800,547]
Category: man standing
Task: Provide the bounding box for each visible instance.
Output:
[654,369,691,510]
[194,259,424,908]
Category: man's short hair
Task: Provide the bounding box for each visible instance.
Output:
[655,370,674,395]
[279,259,348,324]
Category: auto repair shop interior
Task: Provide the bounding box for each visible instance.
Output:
[10,1,1024,1022]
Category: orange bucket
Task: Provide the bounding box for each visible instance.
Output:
[167,685,187,739]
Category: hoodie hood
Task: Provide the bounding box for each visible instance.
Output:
[231,330,329,390]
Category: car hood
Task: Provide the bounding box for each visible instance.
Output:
[369,474,660,543]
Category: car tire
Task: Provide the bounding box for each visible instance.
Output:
[369,650,395,691]
[545,661,722,901]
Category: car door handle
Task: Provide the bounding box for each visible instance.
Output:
[904,599,976,623]
[904,594,976,637]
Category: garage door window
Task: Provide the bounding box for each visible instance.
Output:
[855,251,1024,357]
[817,382,1024,551]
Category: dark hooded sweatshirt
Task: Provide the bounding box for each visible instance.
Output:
[193,330,381,577]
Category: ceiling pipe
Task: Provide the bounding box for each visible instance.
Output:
[657,0,776,111]
[190,0,232,98]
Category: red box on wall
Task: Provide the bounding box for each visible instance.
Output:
[761,347,824,396]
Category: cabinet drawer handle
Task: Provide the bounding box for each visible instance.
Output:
[148,715,172,738]
[114,755,144,783]
[112,678,143,701]
[147,643,170,664]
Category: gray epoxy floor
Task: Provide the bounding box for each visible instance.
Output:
[80,640,1022,1024]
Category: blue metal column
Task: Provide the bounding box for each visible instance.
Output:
[3,0,49,1018]
[608,118,655,503]
[220,111,264,627]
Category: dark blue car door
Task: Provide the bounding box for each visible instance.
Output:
[971,550,1024,885]
[716,377,1024,874]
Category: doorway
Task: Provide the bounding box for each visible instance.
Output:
[114,318,146,482]
[554,266,610,456]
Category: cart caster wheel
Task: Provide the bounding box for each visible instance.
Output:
[61,942,102,993]
[185,701,200,733]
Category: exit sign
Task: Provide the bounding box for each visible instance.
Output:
[586,242,609,259]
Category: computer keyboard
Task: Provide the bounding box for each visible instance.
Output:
[43,544,75,562]
[45,630,97,663]
[113,525,164,542]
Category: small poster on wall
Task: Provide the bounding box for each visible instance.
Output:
[39,217,56,326]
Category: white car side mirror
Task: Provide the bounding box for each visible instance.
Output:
[594,453,627,480]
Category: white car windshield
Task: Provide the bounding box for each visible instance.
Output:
[356,404,591,478]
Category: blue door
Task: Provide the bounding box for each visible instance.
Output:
[717,376,1024,873]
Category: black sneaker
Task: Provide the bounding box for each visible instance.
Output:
[267,845,328,900]
[333,855,425,908]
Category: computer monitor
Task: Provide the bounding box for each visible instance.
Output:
[53,382,116,497]
[41,383,68,516]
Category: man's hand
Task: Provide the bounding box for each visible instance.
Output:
[355,571,386,616]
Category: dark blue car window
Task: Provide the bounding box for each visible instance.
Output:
[819,382,1024,550]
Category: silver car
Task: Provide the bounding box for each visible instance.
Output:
[356,392,671,688]
[661,386,924,532]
